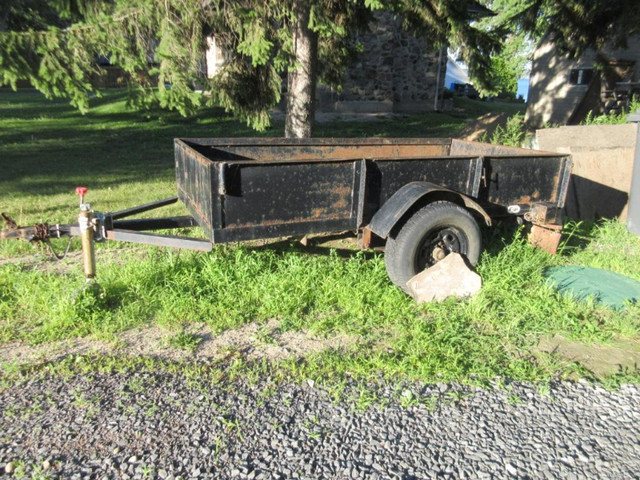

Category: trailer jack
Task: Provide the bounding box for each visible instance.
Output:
[76,187,96,280]
[1,187,212,282]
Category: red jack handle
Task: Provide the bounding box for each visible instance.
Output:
[76,186,88,205]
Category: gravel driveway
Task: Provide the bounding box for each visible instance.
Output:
[1,369,638,479]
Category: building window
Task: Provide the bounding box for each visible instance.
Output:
[569,68,594,86]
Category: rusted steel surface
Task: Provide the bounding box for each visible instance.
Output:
[1,137,572,264]
[359,227,373,249]
[0,214,53,242]
[0,225,36,240]
[175,140,216,240]
[182,137,451,163]
[199,144,450,163]
[175,137,572,245]
[524,203,561,225]
[112,216,198,231]
[1,213,17,230]
[450,139,556,157]
[478,156,572,208]
[528,223,563,255]
[1,202,207,256]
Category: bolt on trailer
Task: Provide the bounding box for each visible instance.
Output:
[1,137,571,291]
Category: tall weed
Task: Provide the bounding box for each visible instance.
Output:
[489,113,527,147]
[581,96,640,125]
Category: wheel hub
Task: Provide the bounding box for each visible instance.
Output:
[432,246,447,262]
[418,227,463,270]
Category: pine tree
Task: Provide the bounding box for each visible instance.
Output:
[0,0,501,137]
[496,0,640,56]
[471,0,532,97]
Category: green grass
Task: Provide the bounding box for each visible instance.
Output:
[1,90,638,386]
[166,330,202,353]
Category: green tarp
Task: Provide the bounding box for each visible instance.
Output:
[545,266,640,310]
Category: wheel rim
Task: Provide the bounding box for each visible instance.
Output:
[415,227,467,272]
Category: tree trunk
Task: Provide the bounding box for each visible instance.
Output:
[0,4,10,32]
[285,0,318,139]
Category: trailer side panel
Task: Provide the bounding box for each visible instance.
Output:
[213,159,363,242]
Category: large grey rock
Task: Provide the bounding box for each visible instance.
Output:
[406,253,482,303]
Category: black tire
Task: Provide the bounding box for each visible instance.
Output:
[384,201,482,291]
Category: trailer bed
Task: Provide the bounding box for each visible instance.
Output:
[174,138,571,244]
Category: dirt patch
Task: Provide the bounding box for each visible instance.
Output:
[537,334,640,376]
[0,320,358,366]
[456,112,511,142]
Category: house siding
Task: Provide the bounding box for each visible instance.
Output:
[526,35,640,128]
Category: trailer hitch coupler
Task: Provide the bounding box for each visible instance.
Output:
[78,203,96,279]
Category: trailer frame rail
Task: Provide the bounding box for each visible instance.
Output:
[1,194,213,271]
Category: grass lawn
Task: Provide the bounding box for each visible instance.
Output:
[1,90,639,386]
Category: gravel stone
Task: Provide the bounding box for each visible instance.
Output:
[0,371,638,479]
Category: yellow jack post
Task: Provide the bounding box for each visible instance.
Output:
[76,187,96,280]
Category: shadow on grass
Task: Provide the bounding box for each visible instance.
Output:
[556,220,602,255]
[481,218,523,257]
[0,90,282,198]
[245,223,524,265]
[245,234,381,261]
[481,218,607,260]
[73,281,130,320]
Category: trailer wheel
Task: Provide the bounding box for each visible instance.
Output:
[384,201,481,292]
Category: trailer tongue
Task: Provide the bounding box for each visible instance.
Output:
[1,137,571,292]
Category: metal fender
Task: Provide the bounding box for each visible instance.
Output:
[367,181,491,239]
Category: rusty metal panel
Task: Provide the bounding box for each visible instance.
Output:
[182,137,451,162]
[528,223,563,254]
[219,160,358,236]
[450,139,551,157]
[369,156,479,208]
[180,140,456,165]
[174,137,572,245]
[185,137,451,146]
[213,218,358,243]
[176,138,459,243]
[175,139,216,239]
[479,156,571,207]
[215,144,450,162]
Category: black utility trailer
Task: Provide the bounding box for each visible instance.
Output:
[1,138,571,291]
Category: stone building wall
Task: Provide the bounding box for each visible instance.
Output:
[319,12,446,113]
[204,13,446,114]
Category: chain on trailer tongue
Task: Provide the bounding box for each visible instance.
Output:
[0,187,96,283]
[1,186,212,287]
